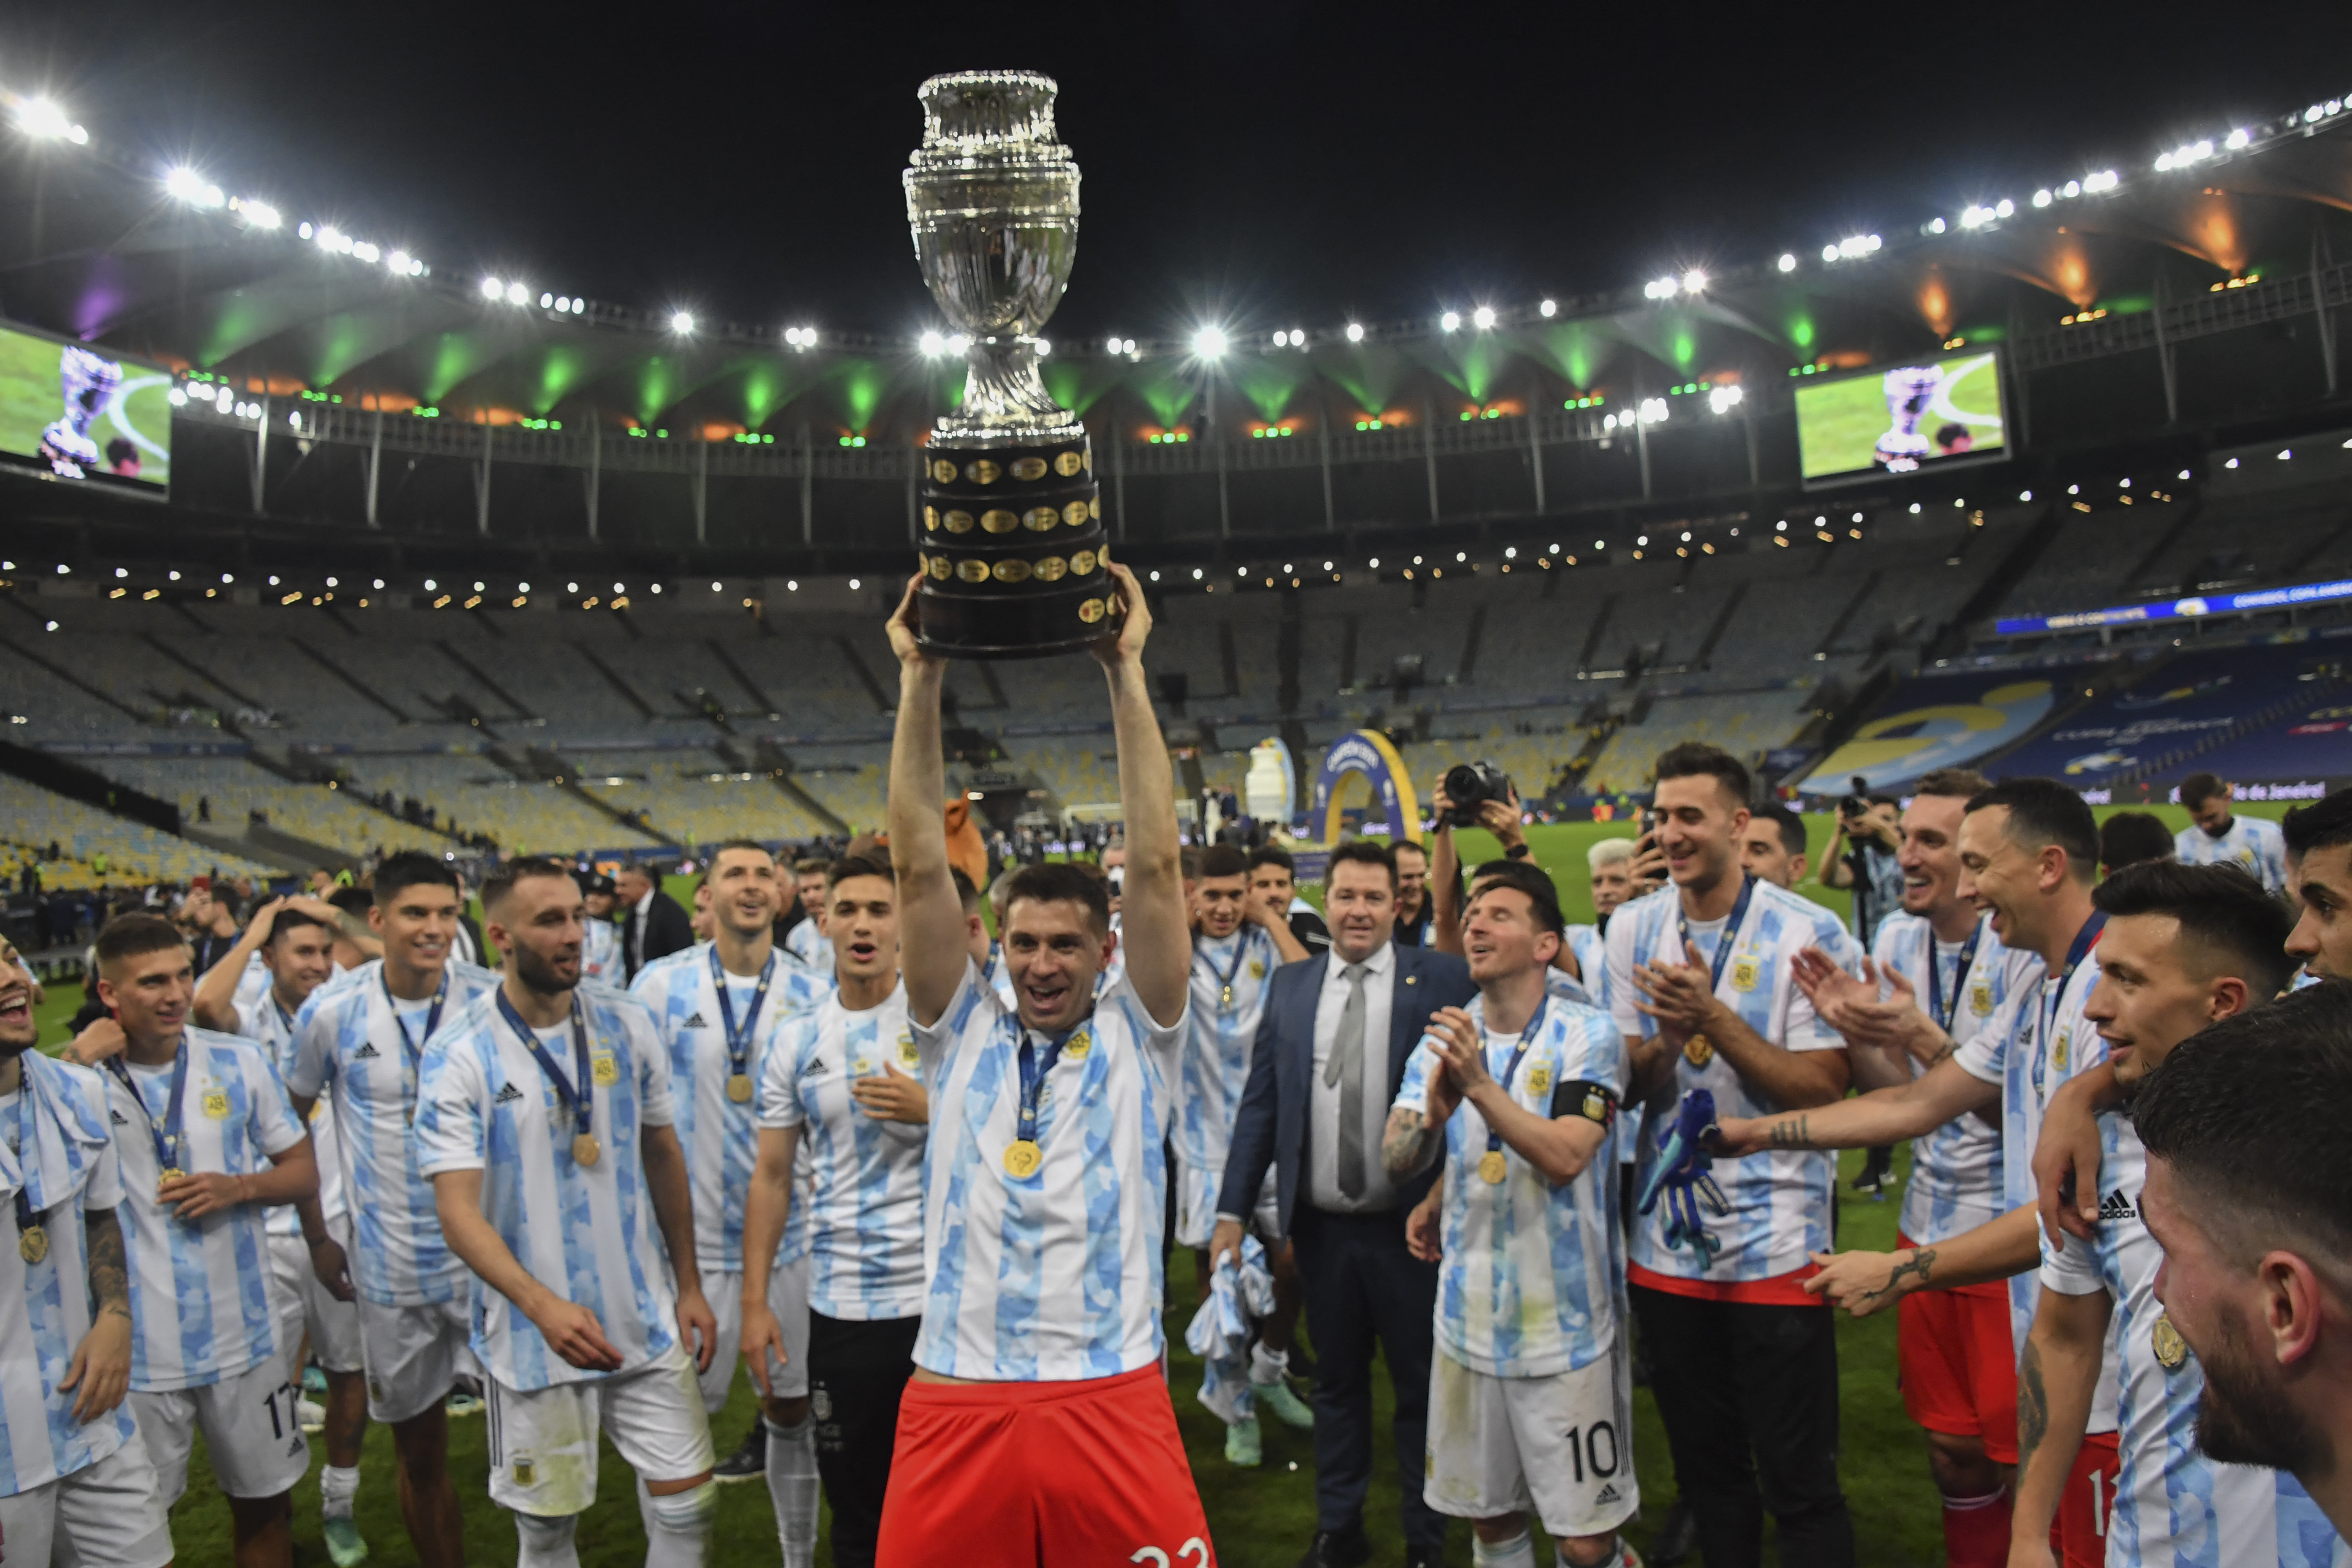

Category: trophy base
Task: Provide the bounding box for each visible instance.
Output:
[913,430,1123,662]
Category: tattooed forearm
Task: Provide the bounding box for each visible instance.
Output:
[2017,1339,2049,1472]
[1767,1115,1811,1149]
[1382,1107,1439,1178]
[84,1207,130,1320]
[1860,1246,1936,1306]
[1925,1035,1958,1067]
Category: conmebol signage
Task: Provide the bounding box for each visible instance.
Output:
[1996,577,2352,636]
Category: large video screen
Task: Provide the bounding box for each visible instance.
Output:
[1794,348,2005,487]
[0,322,172,496]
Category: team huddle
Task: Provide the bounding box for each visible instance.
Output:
[2,557,2349,1568]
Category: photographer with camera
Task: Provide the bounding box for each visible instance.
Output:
[1821,781,1905,946]
[1426,762,1528,955]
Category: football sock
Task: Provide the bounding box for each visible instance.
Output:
[764,1415,821,1568]
[513,1511,579,1568]
[320,1463,360,1521]
[1942,1485,2012,1568]
[1473,1529,1538,1568]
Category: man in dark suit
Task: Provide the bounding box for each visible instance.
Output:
[1215,838,1477,1568]
[616,860,692,980]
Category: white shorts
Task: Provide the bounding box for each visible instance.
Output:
[1174,1158,1279,1249]
[357,1295,477,1425]
[486,1341,716,1517]
[131,1355,310,1503]
[701,1255,811,1410]
[269,1231,364,1376]
[0,1433,174,1568]
[1425,1345,1640,1539]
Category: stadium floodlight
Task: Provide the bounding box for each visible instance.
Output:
[1439,311,1461,332]
[373,579,385,590]
[1368,557,1380,568]
[920,329,947,357]
[243,201,283,229]
[165,167,225,207]
[1680,270,1707,295]
[1961,205,1991,229]
[2226,127,2251,150]
[1777,253,1798,272]
[388,251,412,275]
[1289,327,1308,347]
[352,241,379,263]
[1994,198,2014,218]
[1643,278,1676,300]
[1708,384,1744,414]
[505,282,529,305]
[1192,325,1228,358]
[1191,567,1204,580]
[2084,169,2118,192]
[1539,299,1557,317]
[1821,244,1839,263]
[2032,189,2053,208]
[1471,306,1496,330]
[17,98,85,143]
[670,311,695,334]
[2060,180,2081,199]
[1035,338,1051,356]
[540,291,553,308]
[1345,322,1365,342]
[481,277,504,300]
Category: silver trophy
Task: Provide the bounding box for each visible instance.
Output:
[1874,364,1942,473]
[904,71,1111,658]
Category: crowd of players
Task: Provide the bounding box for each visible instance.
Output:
[0,554,2346,1568]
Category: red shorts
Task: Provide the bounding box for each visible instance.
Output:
[2053,1431,2120,1568]
[1894,1232,2019,1463]
[875,1364,1214,1568]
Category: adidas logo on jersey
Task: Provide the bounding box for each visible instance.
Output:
[353,1043,381,1060]
[286,1435,305,1457]
[494,1083,525,1105]
[110,1109,129,1125]
[1595,1483,1621,1505]
[2099,1188,2137,1221]
[683,1012,709,1029]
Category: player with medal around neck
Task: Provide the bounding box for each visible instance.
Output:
[705,843,787,1105]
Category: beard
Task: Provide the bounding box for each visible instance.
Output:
[2194,1309,2327,1473]
[513,942,576,998]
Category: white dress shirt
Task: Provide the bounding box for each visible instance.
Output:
[1307,939,1399,1213]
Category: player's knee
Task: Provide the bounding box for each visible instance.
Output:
[1927,1430,1999,1495]
[514,1511,576,1554]
[1556,1534,1622,1568]
[765,1394,811,1427]
[646,1481,718,1537]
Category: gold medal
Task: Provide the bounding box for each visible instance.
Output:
[1478,1150,1508,1184]
[1682,1034,1715,1068]
[1220,984,1233,1011]
[2151,1313,2189,1371]
[18,1225,47,1265]
[158,1167,185,1186]
[572,1133,601,1168]
[1003,1139,1043,1179]
[727,1073,754,1104]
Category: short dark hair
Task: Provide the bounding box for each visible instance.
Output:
[483,855,580,914]
[1911,767,1991,800]
[827,852,893,893]
[1653,742,1751,812]
[1392,839,1429,866]
[1753,802,1807,858]
[2091,861,2295,1000]
[2098,811,2175,874]
[95,913,187,970]
[1199,845,1249,880]
[2135,982,2352,1264]
[373,851,460,905]
[1327,838,1397,890]
[1001,862,1112,935]
[708,838,774,868]
[1247,844,1296,876]
[949,866,980,913]
[329,885,373,920]
[1179,847,1203,881]
[264,906,330,945]
[792,858,830,879]
[2178,771,2227,810]
[2282,787,2352,858]
[1965,778,2099,883]
[1467,860,1564,936]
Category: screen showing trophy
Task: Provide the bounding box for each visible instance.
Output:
[1793,347,2005,488]
[0,322,173,497]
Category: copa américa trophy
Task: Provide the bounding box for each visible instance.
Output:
[904,70,1119,658]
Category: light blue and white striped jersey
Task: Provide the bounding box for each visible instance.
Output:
[232,952,270,1015]
[106,1027,307,1391]
[1174,925,1279,1176]
[979,942,1018,1011]
[784,919,832,971]
[1606,880,1857,1283]
[757,983,927,1320]
[2174,814,2289,896]
[1870,912,2038,1244]
[414,983,681,1391]
[237,988,346,1234]
[580,918,621,986]
[1395,990,1626,1377]
[1564,925,1609,1011]
[912,957,1187,1381]
[2039,1111,2346,1567]
[0,1056,134,1495]
[630,941,833,1274]
[286,958,502,1307]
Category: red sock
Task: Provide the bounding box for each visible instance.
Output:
[1941,1487,2012,1568]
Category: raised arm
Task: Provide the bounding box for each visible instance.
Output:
[192,895,286,1032]
[885,575,972,1027]
[1092,560,1187,1027]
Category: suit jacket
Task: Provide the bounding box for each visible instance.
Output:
[624,890,694,979]
[1219,942,1477,1239]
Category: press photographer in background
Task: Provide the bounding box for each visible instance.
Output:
[1820,780,1905,947]
[1426,761,1529,953]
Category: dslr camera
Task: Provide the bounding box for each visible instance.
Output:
[1442,760,1514,830]
[1836,773,1872,820]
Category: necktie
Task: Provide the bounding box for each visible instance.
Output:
[1326,963,1369,1199]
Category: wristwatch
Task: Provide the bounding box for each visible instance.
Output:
[1503,844,1532,860]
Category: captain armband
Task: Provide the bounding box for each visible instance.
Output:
[1552,1079,1618,1130]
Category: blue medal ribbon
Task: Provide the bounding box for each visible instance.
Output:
[2033,913,2107,1092]
[383,970,449,1086]
[708,945,774,1082]
[1013,1018,1088,1150]
[1482,999,1551,1162]
[497,991,593,1142]
[104,1039,189,1175]
[1198,929,1254,1010]
[1677,873,1758,994]
[1924,924,1984,1035]
[9,1088,38,1244]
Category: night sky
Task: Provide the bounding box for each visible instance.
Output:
[11,2,2351,344]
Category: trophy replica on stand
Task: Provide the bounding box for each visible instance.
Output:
[1873,363,1943,474]
[904,69,1118,658]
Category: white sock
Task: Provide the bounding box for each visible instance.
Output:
[1473,1530,1538,1568]
[513,1511,580,1568]
[320,1462,360,1521]
[640,1478,716,1568]
[1250,1341,1289,1384]
[764,1416,820,1568]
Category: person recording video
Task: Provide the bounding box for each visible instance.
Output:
[1821,782,1904,945]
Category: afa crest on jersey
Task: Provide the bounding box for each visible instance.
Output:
[897,1029,918,1068]
[1730,954,1761,992]
[1248,958,1266,980]
[1971,979,1993,1016]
